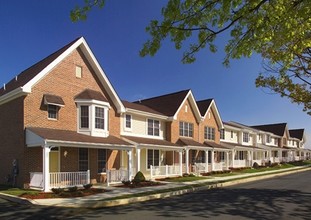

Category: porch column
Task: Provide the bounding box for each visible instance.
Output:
[299,150,302,160]
[226,151,229,170]
[127,150,133,180]
[179,150,183,176]
[250,150,253,167]
[279,149,282,162]
[231,150,235,168]
[205,150,209,173]
[185,149,189,174]
[43,145,51,192]
[211,150,215,171]
[137,148,141,172]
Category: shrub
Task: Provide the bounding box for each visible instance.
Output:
[68,186,78,192]
[189,173,196,177]
[253,162,259,169]
[51,188,64,194]
[133,171,146,183]
[122,180,132,186]
[83,184,93,190]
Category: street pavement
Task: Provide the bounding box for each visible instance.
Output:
[1,169,310,219]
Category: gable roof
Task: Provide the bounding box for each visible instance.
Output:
[289,129,304,140]
[197,99,223,129]
[134,89,202,122]
[0,37,125,113]
[122,100,166,117]
[0,38,79,97]
[251,123,288,137]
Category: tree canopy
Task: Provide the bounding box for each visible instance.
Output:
[71,0,311,115]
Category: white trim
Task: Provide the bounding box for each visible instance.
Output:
[202,100,224,129]
[4,37,125,113]
[173,90,202,123]
[121,132,165,140]
[125,108,168,120]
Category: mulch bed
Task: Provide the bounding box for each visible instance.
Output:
[115,181,165,188]
[20,188,106,199]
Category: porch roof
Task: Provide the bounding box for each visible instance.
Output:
[26,127,134,149]
[177,138,210,150]
[122,136,182,150]
[204,141,229,151]
[257,144,280,151]
[221,142,262,151]
[282,146,299,150]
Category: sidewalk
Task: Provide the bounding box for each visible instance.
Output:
[1,166,310,208]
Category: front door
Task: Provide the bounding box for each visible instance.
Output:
[49,148,59,172]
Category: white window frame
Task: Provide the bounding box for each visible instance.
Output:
[76,99,110,137]
[124,114,132,131]
[179,121,193,137]
[204,126,215,141]
[220,129,225,140]
[47,104,58,120]
[147,119,160,136]
[146,149,160,170]
[243,132,249,143]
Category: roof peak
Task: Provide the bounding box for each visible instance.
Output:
[135,89,190,103]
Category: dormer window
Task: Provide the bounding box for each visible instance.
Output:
[75,89,110,137]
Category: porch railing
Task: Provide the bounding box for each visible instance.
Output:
[214,162,226,171]
[106,168,129,186]
[150,165,180,179]
[233,160,247,168]
[193,163,209,175]
[50,170,90,188]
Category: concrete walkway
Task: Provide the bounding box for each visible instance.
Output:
[1,166,310,208]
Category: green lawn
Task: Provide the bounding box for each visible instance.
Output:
[0,184,39,196]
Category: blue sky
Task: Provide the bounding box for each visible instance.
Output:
[0,1,310,148]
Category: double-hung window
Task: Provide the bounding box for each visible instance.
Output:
[243,132,249,143]
[79,148,89,171]
[80,106,89,128]
[204,126,215,140]
[220,129,225,140]
[179,121,193,137]
[147,119,160,136]
[48,105,58,119]
[147,149,159,169]
[98,149,107,173]
[95,107,105,129]
[125,114,132,129]
[266,135,271,143]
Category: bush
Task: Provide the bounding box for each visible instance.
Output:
[253,162,259,169]
[68,186,78,192]
[83,184,93,190]
[133,171,146,183]
[51,188,64,194]
[122,180,132,186]
[189,173,196,177]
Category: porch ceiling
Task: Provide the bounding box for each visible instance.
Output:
[122,135,182,150]
[26,127,134,150]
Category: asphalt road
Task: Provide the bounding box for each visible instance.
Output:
[1,170,311,220]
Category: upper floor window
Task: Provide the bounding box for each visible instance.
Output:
[80,106,89,128]
[125,114,132,129]
[95,107,105,129]
[274,138,278,145]
[220,129,225,140]
[231,131,233,139]
[179,121,193,137]
[258,134,261,141]
[75,89,110,137]
[204,126,215,140]
[266,135,271,143]
[243,132,249,143]
[48,105,58,120]
[148,119,160,136]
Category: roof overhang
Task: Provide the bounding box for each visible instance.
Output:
[0,87,30,105]
[125,108,168,120]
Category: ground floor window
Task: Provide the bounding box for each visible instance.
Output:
[147,149,159,169]
[79,148,89,171]
[98,149,107,173]
[215,152,225,162]
[235,151,245,160]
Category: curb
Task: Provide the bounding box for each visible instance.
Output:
[1,166,310,208]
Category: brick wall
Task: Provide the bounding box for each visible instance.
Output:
[0,97,25,186]
[200,108,221,144]
[168,99,200,143]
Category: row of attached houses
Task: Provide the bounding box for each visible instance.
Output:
[0,37,310,192]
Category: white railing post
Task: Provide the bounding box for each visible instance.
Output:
[185,149,189,174]
[43,146,51,192]
[150,165,153,179]
[165,165,168,177]
[107,170,110,186]
[205,150,209,173]
[211,150,215,171]
[87,170,90,184]
[179,150,183,176]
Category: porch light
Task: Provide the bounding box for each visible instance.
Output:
[64,150,68,157]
